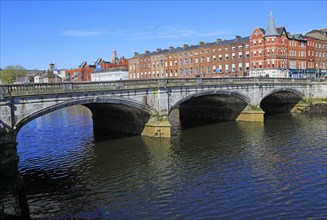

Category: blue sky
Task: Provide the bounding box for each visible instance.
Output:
[1,1,326,70]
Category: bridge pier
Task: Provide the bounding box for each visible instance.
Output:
[0,133,18,166]
[141,115,171,138]
[236,105,265,122]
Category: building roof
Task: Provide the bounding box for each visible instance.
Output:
[289,33,307,41]
[305,28,327,40]
[265,11,279,37]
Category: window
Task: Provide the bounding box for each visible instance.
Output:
[238,63,242,71]
[253,51,257,57]
[201,66,204,74]
[219,55,222,61]
[207,66,210,74]
[190,68,193,75]
[232,53,235,59]
[201,57,204,63]
[259,62,262,68]
[259,50,262,56]
[232,63,236,72]
[253,40,256,46]
[225,54,229,60]
[206,57,210,62]
[238,52,242,58]
[225,64,229,72]
[195,58,199,64]
[180,68,183,76]
[232,46,235,50]
[212,55,216,61]
[195,67,198,74]
[190,58,193,64]
[185,68,188,75]
[246,62,249,70]
[184,58,188,65]
[179,59,182,65]
[259,39,262,45]
[246,51,250,58]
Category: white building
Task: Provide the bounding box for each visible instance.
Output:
[91,67,129,81]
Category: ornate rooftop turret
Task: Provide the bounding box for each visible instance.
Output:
[265,11,279,37]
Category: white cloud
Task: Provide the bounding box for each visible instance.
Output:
[125,26,229,40]
[61,30,102,37]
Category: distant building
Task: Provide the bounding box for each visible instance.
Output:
[37,63,62,83]
[128,12,326,79]
[305,29,327,77]
[91,67,128,81]
[66,49,128,82]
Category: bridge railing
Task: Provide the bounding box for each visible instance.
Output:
[0,77,313,98]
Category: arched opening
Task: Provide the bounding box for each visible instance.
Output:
[14,98,155,141]
[260,89,303,115]
[171,91,249,129]
[84,103,151,140]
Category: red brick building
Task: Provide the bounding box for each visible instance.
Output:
[249,12,307,77]
[129,36,251,79]
[305,29,327,77]
[128,12,326,79]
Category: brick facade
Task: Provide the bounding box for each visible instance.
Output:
[129,36,251,79]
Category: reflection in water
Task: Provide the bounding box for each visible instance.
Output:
[0,106,326,219]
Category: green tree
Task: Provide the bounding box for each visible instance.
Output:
[0,65,27,84]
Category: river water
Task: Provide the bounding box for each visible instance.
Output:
[0,106,326,219]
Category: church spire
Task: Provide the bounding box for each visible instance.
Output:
[112,48,118,64]
[265,11,279,37]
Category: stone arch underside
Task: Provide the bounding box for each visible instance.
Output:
[260,88,304,114]
[170,90,250,128]
[15,97,156,140]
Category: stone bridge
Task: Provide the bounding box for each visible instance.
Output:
[0,77,326,165]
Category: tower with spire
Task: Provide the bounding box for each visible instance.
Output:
[112,48,118,64]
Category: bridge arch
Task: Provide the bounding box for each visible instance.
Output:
[170,89,251,111]
[260,88,305,114]
[170,90,251,128]
[14,97,157,137]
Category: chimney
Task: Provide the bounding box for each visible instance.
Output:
[235,36,241,40]
[183,44,189,48]
[169,46,174,51]
[134,52,139,56]
[216,38,222,43]
[199,41,205,46]
[157,48,161,52]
